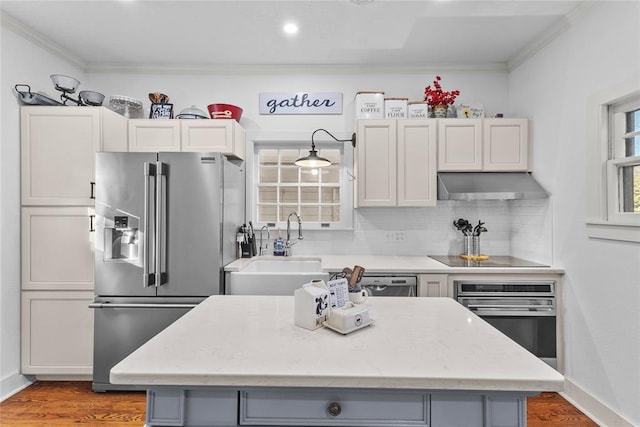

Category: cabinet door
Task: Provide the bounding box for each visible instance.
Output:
[22,207,94,290]
[356,120,397,207]
[437,119,483,171]
[21,290,94,375]
[418,274,449,297]
[21,106,101,205]
[181,120,245,159]
[101,108,128,152]
[483,118,529,171]
[397,120,437,207]
[128,119,181,152]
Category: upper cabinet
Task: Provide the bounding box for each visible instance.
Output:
[128,119,245,159]
[356,119,437,207]
[20,106,128,206]
[437,118,529,172]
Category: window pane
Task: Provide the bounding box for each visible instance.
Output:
[321,187,340,203]
[279,205,298,222]
[280,168,298,183]
[621,164,640,212]
[625,109,640,157]
[259,150,279,166]
[300,168,320,183]
[279,188,298,204]
[301,187,319,203]
[323,166,340,183]
[300,206,319,221]
[258,187,277,203]
[321,206,340,222]
[259,168,278,183]
[280,150,300,166]
[257,205,277,223]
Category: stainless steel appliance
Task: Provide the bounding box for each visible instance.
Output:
[454,280,557,368]
[91,152,244,392]
[360,274,417,297]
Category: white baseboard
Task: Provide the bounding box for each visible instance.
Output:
[0,372,33,402]
[562,377,635,427]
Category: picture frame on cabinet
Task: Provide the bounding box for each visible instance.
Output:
[456,103,484,118]
[150,103,174,119]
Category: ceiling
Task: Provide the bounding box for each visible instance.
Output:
[1,0,584,71]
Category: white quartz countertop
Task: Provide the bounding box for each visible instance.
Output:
[225,255,564,274]
[110,296,564,392]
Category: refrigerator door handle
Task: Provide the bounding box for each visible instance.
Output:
[143,162,156,287]
[89,303,198,309]
[156,161,168,286]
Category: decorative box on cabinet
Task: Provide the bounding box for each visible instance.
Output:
[20,106,127,206]
[21,290,94,375]
[356,119,437,207]
[437,118,529,172]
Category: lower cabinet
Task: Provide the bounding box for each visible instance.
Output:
[146,387,530,427]
[21,291,94,376]
[418,274,450,297]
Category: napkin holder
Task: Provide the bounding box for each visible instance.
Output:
[294,280,330,331]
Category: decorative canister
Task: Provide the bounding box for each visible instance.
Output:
[355,91,385,119]
[407,101,429,119]
[463,235,480,257]
[384,97,408,119]
[432,103,448,118]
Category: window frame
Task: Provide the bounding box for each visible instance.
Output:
[587,74,640,242]
[247,131,354,231]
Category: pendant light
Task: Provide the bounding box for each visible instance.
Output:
[295,129,357,168]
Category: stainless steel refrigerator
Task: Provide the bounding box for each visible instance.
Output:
[91,152,244,392]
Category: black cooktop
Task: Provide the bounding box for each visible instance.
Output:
[429,255,549,268]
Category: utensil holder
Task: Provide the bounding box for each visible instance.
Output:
[463,235,480,256]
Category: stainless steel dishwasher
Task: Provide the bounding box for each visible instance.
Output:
[359,274,417,297]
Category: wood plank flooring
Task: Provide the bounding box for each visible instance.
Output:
[0,381,598,426]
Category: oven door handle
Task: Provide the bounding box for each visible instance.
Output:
[467,304,554,310]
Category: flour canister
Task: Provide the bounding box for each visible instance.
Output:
[355,91,385,119]
[408,101,429,119]
[384,98,408,119]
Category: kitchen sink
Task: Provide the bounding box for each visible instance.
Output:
[226,257,330,296]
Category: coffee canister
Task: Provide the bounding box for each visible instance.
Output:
[355,91,385,119]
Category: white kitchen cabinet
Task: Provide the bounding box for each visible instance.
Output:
[437,118,529,172]
[418,274,450,297]
[128,119,245,159]
[482,118,529,171]
[21,207,95,291]
[128,119,181,152]
[181,119,245,159]
[20,106,127,205]
[21,290,94,376]
[356,119,437,207]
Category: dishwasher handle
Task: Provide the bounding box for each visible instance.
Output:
[89,303,198,309]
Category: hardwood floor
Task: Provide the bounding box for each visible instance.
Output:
[0,381,598,426]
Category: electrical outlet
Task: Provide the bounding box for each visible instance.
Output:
[386,232,406,241]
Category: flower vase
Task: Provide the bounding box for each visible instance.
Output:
[432,104,448,118]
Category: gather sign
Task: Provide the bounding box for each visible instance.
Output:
[259,92,343,115]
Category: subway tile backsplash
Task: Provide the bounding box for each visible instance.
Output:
[292,199,553,265]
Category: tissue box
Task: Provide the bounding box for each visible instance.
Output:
[294,280,330,331]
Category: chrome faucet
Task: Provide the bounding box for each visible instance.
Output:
[258,225,270,256]
[285,212,303,256]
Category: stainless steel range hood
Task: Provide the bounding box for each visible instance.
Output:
[437,172,549,200]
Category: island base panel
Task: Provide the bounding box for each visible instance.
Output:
[145,387,535,427]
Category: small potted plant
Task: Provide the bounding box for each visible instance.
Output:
[424,76,460,118]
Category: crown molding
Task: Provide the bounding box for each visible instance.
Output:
[507,1,596,72]
[84,62,508,76]
[1,10,86,69]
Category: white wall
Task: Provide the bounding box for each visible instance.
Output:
[509,2,640,425]
[0,24,86,400]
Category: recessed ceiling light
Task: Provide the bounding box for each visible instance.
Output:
[283,22,299,35]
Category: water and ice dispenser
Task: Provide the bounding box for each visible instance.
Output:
[104,215,139,261]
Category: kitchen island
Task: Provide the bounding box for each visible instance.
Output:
[110,296,563,427]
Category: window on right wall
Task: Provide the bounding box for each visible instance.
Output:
[587,75,640,242]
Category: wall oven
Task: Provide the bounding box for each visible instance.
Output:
[454,280,557,368]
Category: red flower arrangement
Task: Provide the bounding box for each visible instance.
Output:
[424,76,460,107]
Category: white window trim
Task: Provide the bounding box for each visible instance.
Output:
[246,130,354,231]
[586,74,640,242]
